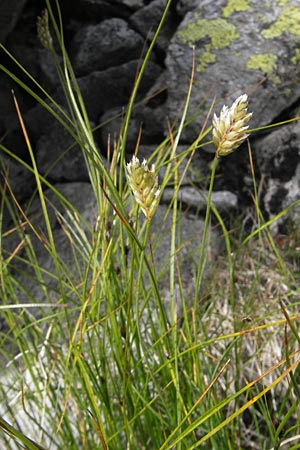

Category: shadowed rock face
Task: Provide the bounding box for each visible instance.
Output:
[70,18,146,76]
[1,0,300,228]
[0,0,27,42]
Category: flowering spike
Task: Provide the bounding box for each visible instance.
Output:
[37,10,53,50]
[126,156,160,220]
[212,94,252,157]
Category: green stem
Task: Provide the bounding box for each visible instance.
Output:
[194,156,218,304]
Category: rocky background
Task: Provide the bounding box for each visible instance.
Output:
[1,4,299,446]
[1,0,300,301]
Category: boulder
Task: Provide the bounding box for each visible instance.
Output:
[36,120,91,182]
[1,0,300,228]
[70,18,145,76]
[2,182,97,307]
[77,59,163,122]
[0,0,27,42]
[130,0,179,58]
[165,0,300,142]
[255,120,300,229]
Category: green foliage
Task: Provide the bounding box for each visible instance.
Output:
[1,1,300,449]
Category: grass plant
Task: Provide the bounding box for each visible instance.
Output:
[1,1,300,449]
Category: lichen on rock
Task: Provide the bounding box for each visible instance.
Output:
[177,15,240,72]
[222,0,251,18]
[177,16,240,48]
[246,53,280,85]
[261,6,300,38]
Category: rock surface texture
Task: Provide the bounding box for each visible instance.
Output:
[1,0,299,217]
[1,0,300,300]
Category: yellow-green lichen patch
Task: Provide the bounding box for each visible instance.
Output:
[196,49,216,72]
[262,6,300,38]
[177,17,240,48]
[278,0,289,5]
[222,0,251,18]
[291,48,300,64]
[177,17,240,72]
[284,87,291,97]
[246,53,280,85]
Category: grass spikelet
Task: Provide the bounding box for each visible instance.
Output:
[126,155,160,221]
[212,94,252,157]
[37,9,53,50]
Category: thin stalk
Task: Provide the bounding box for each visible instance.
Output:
[194,156,218,308]
[169,148,181,448]
[119,0,174,189]
[12,93,64,299]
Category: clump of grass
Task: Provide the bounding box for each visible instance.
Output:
[1,1,300,449]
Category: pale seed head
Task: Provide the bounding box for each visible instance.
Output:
[126,156,160,221]
[37,10,53,50]
[212,94,252,157]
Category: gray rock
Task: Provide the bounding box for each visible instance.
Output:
[176,0,201,17]
[2,0,300,232]
[150,203,222,309]
[165,0,300,142]
[162,186,238,212]
[110,0,145,9]
[2,182,97,307]
[99,101,167,151]
[77,59,163,122]
[70,18,145,76]
[0,155,35,202]
[0,155,36,235]
[130,0,178,57]
[69,0,142,18]
[255,120,300,229]
[36,120,90,182]
[0,0,27,42]
[116,0,145,8]
[19,102,56,145]
[2,179,221,311]
[99,106,141,151]
[136,145,206,185]
[29,181,97,231]
[37,48,61,89]
[0,76,32,160]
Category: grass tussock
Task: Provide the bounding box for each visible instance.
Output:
[0,1,300,449]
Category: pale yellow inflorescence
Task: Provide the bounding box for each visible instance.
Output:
[212,94,252,157]
[126,155,160,221]
[37,9,53,50]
